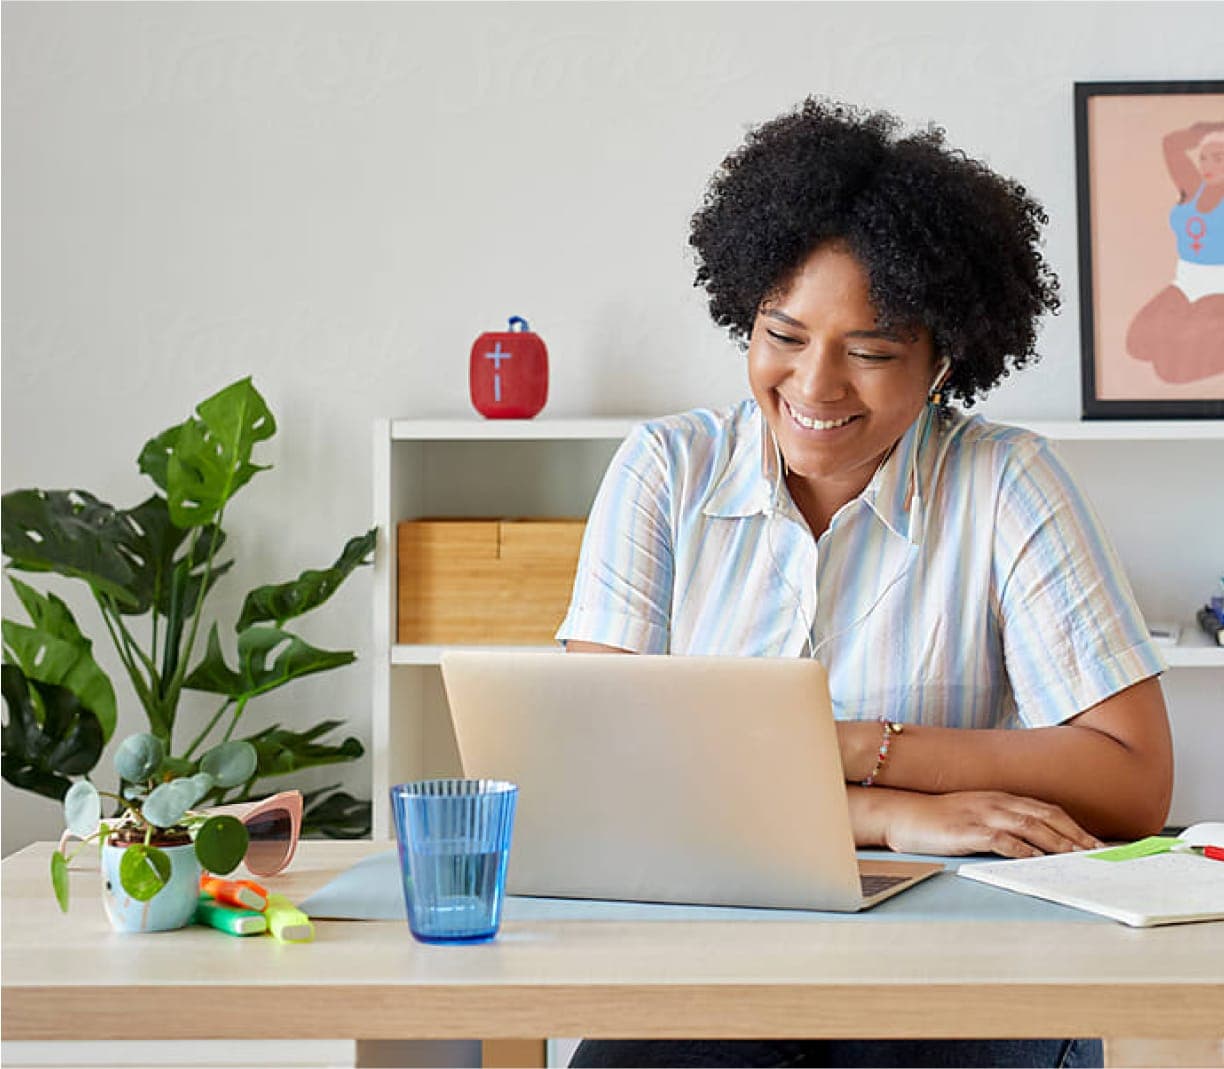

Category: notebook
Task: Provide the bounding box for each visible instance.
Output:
[439,650,942,912]
[957,848,1224,927]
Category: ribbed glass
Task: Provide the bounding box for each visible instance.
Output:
[390,778,518,944]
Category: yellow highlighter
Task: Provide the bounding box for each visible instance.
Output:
[265,893,314,943]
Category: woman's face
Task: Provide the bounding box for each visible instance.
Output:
[1200,139,1224,184]
[747,242,939,507]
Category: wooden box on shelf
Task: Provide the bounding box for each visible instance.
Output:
[397,518,585,644]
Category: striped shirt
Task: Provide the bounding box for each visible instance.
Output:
[556,399,1164,729]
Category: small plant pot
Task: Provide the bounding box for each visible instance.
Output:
[101,834,200,933]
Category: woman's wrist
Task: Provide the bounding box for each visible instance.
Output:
[845,785,891,847]
[839,720,881,782]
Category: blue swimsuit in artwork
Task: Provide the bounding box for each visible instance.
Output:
[1170,183,1224,264]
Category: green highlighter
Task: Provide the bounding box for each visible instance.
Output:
[194,895,267,936]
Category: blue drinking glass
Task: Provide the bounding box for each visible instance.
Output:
[390,778,518,944]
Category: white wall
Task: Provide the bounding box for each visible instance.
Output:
[5,1,1224,853]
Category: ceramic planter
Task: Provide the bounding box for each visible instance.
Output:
[101,838,200,932]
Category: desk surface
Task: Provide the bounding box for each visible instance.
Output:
[4,840,1223,1044]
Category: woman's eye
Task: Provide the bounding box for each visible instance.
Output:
[850,350,896,363]
[767,330,800,345]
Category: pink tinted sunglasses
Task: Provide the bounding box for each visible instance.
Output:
[207,790,303,877]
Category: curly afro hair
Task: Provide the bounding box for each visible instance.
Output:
[688,98,1061,407]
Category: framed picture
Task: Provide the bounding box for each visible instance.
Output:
[1075,80,1224,419]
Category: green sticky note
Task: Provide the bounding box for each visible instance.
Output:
[1090,836,1180,861]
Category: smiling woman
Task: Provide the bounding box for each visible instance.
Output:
[558,97,1171,1069]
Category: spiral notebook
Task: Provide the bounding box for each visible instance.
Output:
[957,849,1224,927]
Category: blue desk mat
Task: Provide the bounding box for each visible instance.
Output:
[298,849,1103,924]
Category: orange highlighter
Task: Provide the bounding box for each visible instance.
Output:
[200,874,269,912]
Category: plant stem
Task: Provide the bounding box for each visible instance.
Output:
[163,515,226,718]
[220,694,250,744]
[184,698,233,760]
[105,594,161,689]
[93,593,161,730]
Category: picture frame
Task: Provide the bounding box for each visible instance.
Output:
[1074,80,1224,419]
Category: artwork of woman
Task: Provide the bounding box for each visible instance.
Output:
[1125,120,1224,383]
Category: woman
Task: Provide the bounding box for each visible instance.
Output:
[1126,120,1224,383]
[558,99,1172,1069]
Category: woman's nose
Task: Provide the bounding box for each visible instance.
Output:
[790,347,848,402]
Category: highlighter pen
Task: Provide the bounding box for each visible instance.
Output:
[200,874,268,911]
[194,895,268,936]
[264,893,314,943]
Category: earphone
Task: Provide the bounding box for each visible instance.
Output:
[929,356,951,398]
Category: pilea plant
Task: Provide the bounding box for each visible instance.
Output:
[52,731,257,910]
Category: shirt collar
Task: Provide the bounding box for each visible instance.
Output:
[701,400,939,541]
[701,403,774,519]
[861,407,931,544]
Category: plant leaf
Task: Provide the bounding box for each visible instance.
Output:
[245,721,364,779]
[1,489,141,607]
[51,851,70,912]
[187,771,215,806]
[113,732,165,783]
[119,843,171,901]
[184,626,355,702]
[114,495,231,619]
[237,528,377,630]
[142,779,196,828]
[4,577,118,741]
[199,740,257,788]
[1,665,104,800]
[301,787,372,839]
[64,779,101,837]
[193,814,247,874]
[163,378,276,528]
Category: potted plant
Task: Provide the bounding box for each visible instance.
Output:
[53,728,256,931]
[2,376,376,839]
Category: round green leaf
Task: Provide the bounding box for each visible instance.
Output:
[63,780,100,838]
[141,779,197,828]
[193,815,248,875]
[114,733,165,782]
[50,851,70,912]
[198,740,257,788]
[119,843,171,901]
[186,771,216,807]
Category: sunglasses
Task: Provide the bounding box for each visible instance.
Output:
[207,790,303,877]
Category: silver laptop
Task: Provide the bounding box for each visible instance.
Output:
[440,651,941,911]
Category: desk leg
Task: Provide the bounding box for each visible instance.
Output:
[482,1039,547,1067]
[355,1039,482,1067]
[1105,1038,1224,1067]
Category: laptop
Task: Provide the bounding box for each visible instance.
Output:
[440,651,942,911]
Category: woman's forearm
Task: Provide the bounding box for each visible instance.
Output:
[840,678,1173,840]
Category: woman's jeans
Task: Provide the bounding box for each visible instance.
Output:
[569,1038,1104,1067]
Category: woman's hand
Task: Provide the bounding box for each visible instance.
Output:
[879,789,1105,859]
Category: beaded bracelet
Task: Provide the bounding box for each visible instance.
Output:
[859,718,903,787]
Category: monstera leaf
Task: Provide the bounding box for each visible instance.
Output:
[243,720,364,779]
[139,377,275,528]
[301,786,371,839]
[115,495,231,618]
[237,529,377,631]
[1,665,104,800]
[1,489,140,607]
[184,624,355,703]
[2,577,117,741]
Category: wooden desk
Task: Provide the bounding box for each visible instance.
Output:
[4,841,1222,1068]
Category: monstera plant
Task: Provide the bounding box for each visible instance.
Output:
[1,376,375,838]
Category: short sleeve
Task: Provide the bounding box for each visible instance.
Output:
[993,439,1165,727]
[555,424,674,653]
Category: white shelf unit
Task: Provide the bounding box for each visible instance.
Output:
[373,417,1224,837]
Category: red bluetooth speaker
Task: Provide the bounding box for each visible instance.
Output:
[469,316,549,419]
